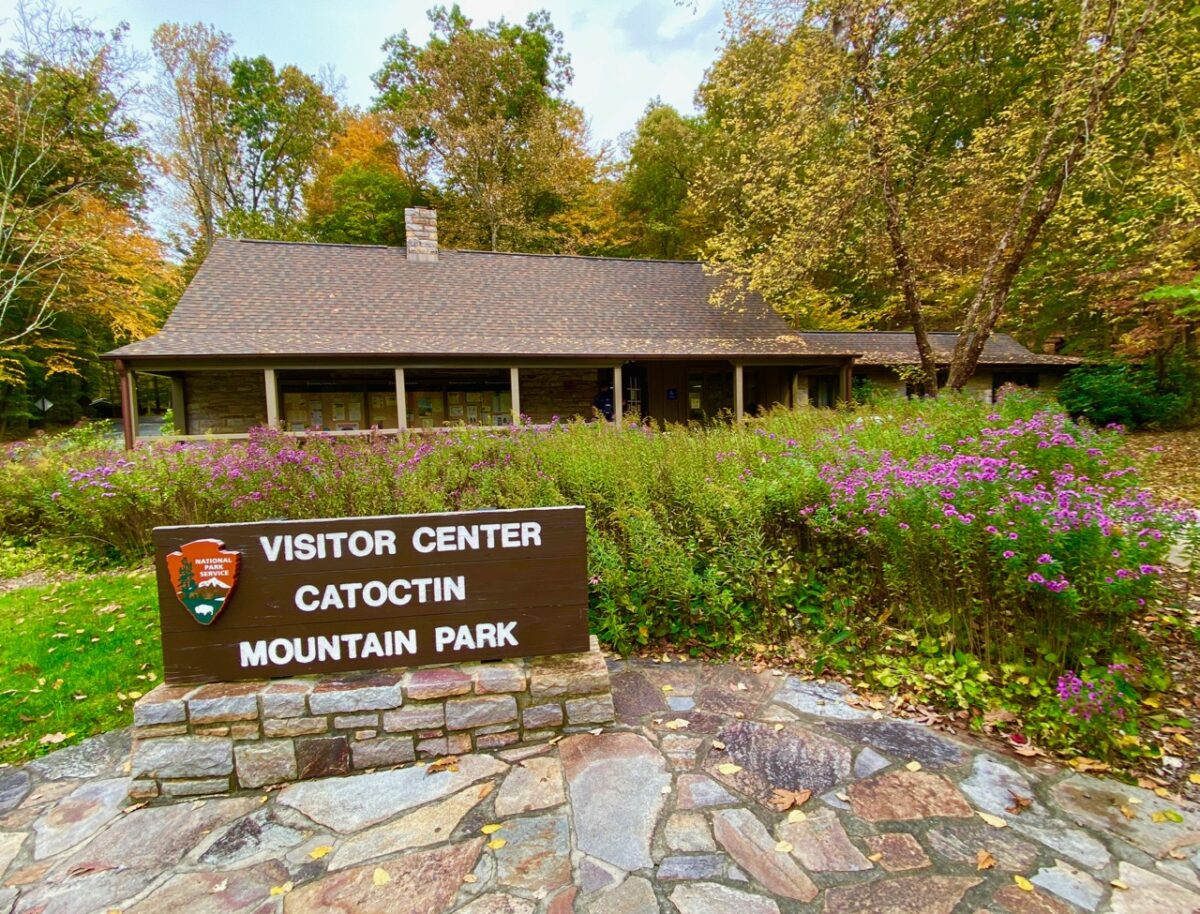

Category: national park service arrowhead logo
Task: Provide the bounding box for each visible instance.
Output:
[166,539,240,625]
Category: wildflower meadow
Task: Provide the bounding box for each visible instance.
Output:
[1,390,1191,761]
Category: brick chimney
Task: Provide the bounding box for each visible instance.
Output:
[1042,332,1066,354]
[404,207,438,262]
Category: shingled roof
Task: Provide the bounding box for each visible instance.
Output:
[104,239,1074,368]
[802,331,1080,368]
[106,239,854,361]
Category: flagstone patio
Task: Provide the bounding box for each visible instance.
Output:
[2,657,1198,914]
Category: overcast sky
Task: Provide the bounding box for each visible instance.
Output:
[0,0,727,150]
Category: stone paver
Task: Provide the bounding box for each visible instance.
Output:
[2,657,1198,914]
[561,732,669,871]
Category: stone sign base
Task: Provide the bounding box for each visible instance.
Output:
[128,638,613,799]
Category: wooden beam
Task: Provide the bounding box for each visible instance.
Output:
[510,367,521,425]
[117,359,135,449]
[613,364,623,425]
[734,364,744,422]
[170,376,186,433]
[264,369,279,428]
[395,368,407,431]
[840,360,854,403]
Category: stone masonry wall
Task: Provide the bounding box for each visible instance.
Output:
[184,371,267,435]
[519,368,600,424]
[128,640,613,799]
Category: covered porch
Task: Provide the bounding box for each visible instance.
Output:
[114,356,857,448]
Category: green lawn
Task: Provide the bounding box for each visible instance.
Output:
[0,570,162,766]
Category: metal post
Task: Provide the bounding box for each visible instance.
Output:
[395,368,407,431]
[510,367,521,426]
[734,364,744,422]
[264,369,279,428]
[613,365,623,425]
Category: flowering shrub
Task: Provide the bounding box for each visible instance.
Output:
[1,393,1188,760]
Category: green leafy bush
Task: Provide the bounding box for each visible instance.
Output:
[2,396,1187,761]
[1057,361,1197,429]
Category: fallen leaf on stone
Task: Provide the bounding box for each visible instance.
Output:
[867,852,883,862]
[1151,811,1168,823]
[372,868,390,886]
[66,862,116,878]
[309,845,333,860]
[733,682,748,692]
[664,719,690,730]
[768,788,811,812]
[661,785,671,794]
[1189,773,1200,785]
[774,840,793,853]
[773,723,784,732]
[718,763,742,775]
[481,824,503,835]
[488,838,507,850]
[463,874,478,884]
[427,756,460,774]
[1006,792,1031,815]
[122,802,145,815]
[1111,879,1128,890]
[976,850,996,870]
[978,812,1008,829]
[477,783,494,799]
[1013,875,1034,892]
[259,796,269,805]
[211,879,227,893]
[661,685,674,692]
[1119,805,1136,821]
[835,792,849,802]
[711,740,726,751]
[191,800,206,810]
[1153,787,1170,798]
[269,882,294,896]
[38,732,68,745]
[905,761,922,772]
[590,727,603,735]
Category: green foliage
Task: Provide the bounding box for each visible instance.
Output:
[372,4,597,252]
[616,101,705,259]
[1058,362,1197,429]
[2,397,1183,763]
[0,570,160,765]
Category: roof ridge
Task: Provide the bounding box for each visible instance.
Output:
[222,236,702,266]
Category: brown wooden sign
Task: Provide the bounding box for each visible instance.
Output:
[152,507,589,684]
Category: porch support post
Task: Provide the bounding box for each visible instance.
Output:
[170,376,186,433]
[394,368,407,431]
[840,359,854,403]
[734,363,744,422]
[510,367,521,425]
[613,364,623,425]
[116,358,135,449]
[264,369,279,428]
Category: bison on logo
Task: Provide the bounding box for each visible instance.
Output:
[166,539,240,625]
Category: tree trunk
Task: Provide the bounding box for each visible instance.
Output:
[946,0,1159,390]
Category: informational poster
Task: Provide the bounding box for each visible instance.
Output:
[348,402,361,422]
[333,400,346,421]
[309,401,323,427]
[466,404,479,422]
[466,392,482,404]
[449,405,464,418]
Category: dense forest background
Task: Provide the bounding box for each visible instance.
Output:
[1,0,1197,432]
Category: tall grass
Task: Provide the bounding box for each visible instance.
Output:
[1,392,1186,678]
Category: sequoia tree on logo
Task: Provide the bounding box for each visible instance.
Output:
[166,539,241,625]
